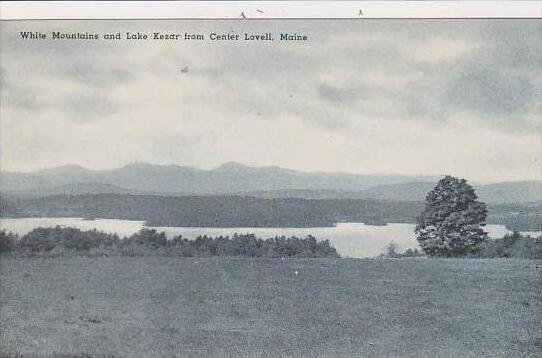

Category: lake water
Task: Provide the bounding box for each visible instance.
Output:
[1,217,541,258]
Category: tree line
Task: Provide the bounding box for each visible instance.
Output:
[0,227,339,258]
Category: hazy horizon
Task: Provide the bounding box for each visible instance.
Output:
[7,159,437,176]
[1,20,541,182]
[3,160,541,186]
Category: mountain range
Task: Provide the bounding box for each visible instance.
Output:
[1,162,540,204]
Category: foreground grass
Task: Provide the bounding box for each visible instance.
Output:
[1,257,540,357]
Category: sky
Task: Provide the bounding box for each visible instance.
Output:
[1,20,541,183]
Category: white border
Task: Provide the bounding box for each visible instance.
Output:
[1,1,541,20]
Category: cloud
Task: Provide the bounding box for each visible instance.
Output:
[0,19,540,182]
[317,82,377,104]
[411,38,476,64]
[0,67,43,111]
[63,93,119,121]
[63,61,135,88]
[446,66,535,116]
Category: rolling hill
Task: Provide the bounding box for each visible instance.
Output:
[1,162,540,204]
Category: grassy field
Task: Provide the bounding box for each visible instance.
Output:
[1,257,540,357]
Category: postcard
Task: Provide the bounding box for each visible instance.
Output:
[1,2,540,357]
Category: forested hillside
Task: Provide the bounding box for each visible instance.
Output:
[1,194,540,231]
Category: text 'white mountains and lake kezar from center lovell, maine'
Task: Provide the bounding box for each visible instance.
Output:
[19,31,309,41]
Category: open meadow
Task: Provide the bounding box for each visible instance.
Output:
[1,257,540,357]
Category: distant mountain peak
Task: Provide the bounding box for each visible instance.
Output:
[214,162,252,171]
[122,161,155,169]
[36,164,89,174]
[121,162,192,170]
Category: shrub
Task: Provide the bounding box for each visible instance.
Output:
[477,232,542,259]
[380,242,424,258]
[0,230,17,253]
[128,228,168,249]
[6,227,340,258]
[17,226,121,256]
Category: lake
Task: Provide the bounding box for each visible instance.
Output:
[1,217,541,258]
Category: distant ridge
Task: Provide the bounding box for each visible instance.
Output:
[1,162,439,195]
[1,182,140,198]
[1,162,540,204]
[241,181,542,205]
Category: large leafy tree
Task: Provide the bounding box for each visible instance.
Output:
[415,176,488,257]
